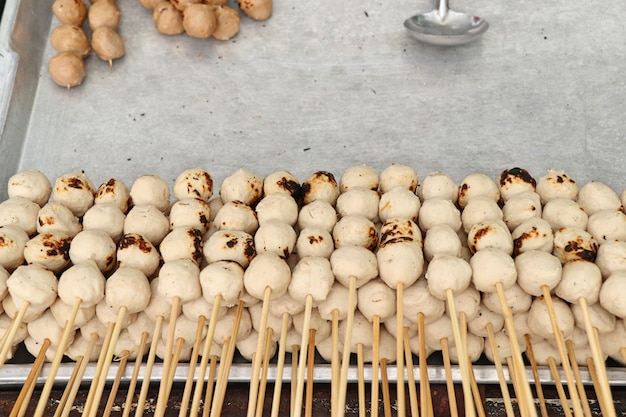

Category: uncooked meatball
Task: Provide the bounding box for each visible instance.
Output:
[467,303,504,338]
[50,298,95,329]
[502,191,541,231]
[514,250,562,296]
[555,260,602,304]
[444,284,481,322]
[586,210,626,244]
[82,203,125,242]
[599,272,626,318]
[254,221,297,258]
[58,260,106,308]
[377,241,424,289]
[243,252,291,300]
[357,279,396,322]
[418,198,462,232]
[482,283,531,315]
[124,204,170,246]
[157,259,202,304]
[423,224,462,261]
[402,278,445,325]
[571,302,615,334]
[330,245,377,289]
[461,196,503,234]
[200,260,244,307]
[7,170,52,207]
[288,256,334,306]
[317,282,352,321]
[527,296,575,340]
[425,254,472,300]
[470,247,517,293]
[106,267,151,314]
[255,194,298,226]
[336,187,380,222]
[595,240,626,279]
[7,264,58,311]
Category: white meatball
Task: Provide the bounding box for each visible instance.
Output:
[254,221,297,258]
[126,312,155,346]
[7,264,57,310]
[80,315,110,342]
[207,197,224,222]
[130,174,170,213]
[338,310,373,350]
[262,170,301,198]
[0,197,40,236]
[599,272,626,318]
[220,168,263,206]
[586,210,626,244]
[144,279,180,321]
[577,181,622,216]
[27,310,67,351]
[58,260,105,308]
[293,308,331,342]
[0,314,27,345]
[357,279,396,322]
[37,201,81,237]
[379,164,418,193]
[155,338,193,361]
[69,229,117,272]
[213,201,258,234]
[425,255,472,300]
[449,332,484,364]
[106,267,151,314]
[457,173,500,209]
[467,304,504,338]
[24,231,72,273]
[52,171,96,217]
[511,217,554,256]
[379,186,422,224]
[298,200,337,233]
[243,252,291,300]
[502,191,542,231]
[528,339,561,366]
[50,298,95,329]
[169,198,211,233]
[566,326,589,348]
[200,260,244,308]
[212,306,252,344]
[288,256,334,305]
[423,314,455,350]
[417,171,457,202]
[158,259,202,304]
[418,198,462,232]
[364,328,397,364]
[255,194,298,226]
[379,218,422,246]
[467,220,513,255]
[497,168,536,201]
[595,240,626,279]
[0,266,7,302]
[470,248,517,293]
[301,171,339,206]
[512,311,542,345]
[330,245,377,289]
[317,282,352,321]
[552,227,598,264]
[482,283,531,315]
[555,260,602,304]
[94,178,132,214]
[116,233,161,278]
[268,292,303,317]
[159,226,203,265]
[571,302,615,334]
[483,329,526,364]
[333,215,378,251]
[65,333,102,362]
[527,296,575,340]
[7,170,52,206]
[124,204,170,245]
[536,169,578,204]
[461,196,503,234]
[183,292,226,322]
[0,225,29,270]
[236,329,277,361]
[403,278,445,325]
[377,241,424,289]
[82,203,125,242]
[248,303,285,343]
[407,333,434,359]
[339,165,379,192]
[336,187,380,222]
[112,330,141,359]
[203,230,255,268]
[423,224,462,261]
[173,168,214,201]
[386,314,418,339]
[444,284,481,322]
[3,294,49,323]
[515,250,562,296]
[162,314,207,348]
[542,198,588,231]
[295,227,334,259]
[599,319,626,359]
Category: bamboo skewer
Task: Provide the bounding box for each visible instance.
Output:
[154,296,182,417]
[247,287,273,417]
[291,344,299,417]
[396,282,406,417]
[202,354,219,417]
[486,323,515,417]
[82,322,116,417]
[403,328,419,417]
[565,340,592,417]
[305,328,317,417]
[331,309,340,417]
[439,337,458,417]
[256,327,275,417]
[270,313,291,417]
[122,331,149,417]
[135,315,165,417]
[9,338,51,417]
[293,295,314,417]
[102,350,130,417]
[524,334,549,417]
[371,315,381,417]
[357,343,366,417]
[586,357,610,417]
[337,276,357,417]
[165,338,186,400]
[178,316,207,417]
[380,359,392,417]
[53,357,84,417]
[547,356,574,417]
[0,301,29,369]
[417,313,431,417]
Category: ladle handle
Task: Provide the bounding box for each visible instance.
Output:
[437,0,449,20]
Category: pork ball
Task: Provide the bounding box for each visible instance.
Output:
[595,240,626,279]
[255,194,298,226]
[7,264,58,311]
[220,168,263,206]
[423,224,462,261]
[124,204,170,246]
[425,254,472,300]
[157,259,202,304]
[444,284,481,322]
[213,201,258,234]
[330,245,377,289]
[418,198,462,232]
[23,231,72,273]
[339,165,379,192]
[152,1,184,35]
[317,282,352,321]
[467,220,513,255]
[502,191,542,231]
[470,247,517,293]
[467,304,504,338]
[0,197,40,236]
[482,283,531,315]
[159,226,203,265]
[243,252,291,300]
[106,267,151,314]
[169,198,211,233]
[552,227,598,263]
[58,260,105,308]
[461,196,503,234]
[332,215,378,251]
[571,302,615,334]
[403,278,445,325]
[541,198,588,231]
[116,233,160,278]
[94,178,132,214]
[52,0,87,25]
[514,250,562,296]
[288,256,334,305]
[377,241,424,289]
[336,187,380,222]
[378,187,421,223]
[130,175,170,213]
[52,171,95,217]
[0,225,29,271]
[37,201,82,237]
[527,296,575,340]
[498,167,536,201]
[295,227,334,259]
[50,298,95,329]
[7,170,52,207]
[82,203,125,242]
[511,217,554,256]
[536,169,578,204]
[262,170,300,198]
[417,171,457,202]
[203,229,255,268]
[577,180,622,216]
[457,173,500,208]
[200,260,244,307]
[301,171,339,206]
[254,221,296,258]
[69,229,117,272]
[173,168,214,201]
[356,279,396,322]
[555,260,602,304]
[586,210,626,244]
[599,271,626,318]
[379,164,418,193]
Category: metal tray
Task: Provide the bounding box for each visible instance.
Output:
[1,0,626,387]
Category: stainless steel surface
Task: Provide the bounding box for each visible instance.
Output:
[404,0,489,46]
[1,0,626,387]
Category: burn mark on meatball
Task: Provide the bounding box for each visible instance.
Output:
[499,168,536,188]
[42,234,71,260]
[512,226,539,256]
[0,236,6,247]
[105,255,115,268]
[39,216,55,226]
[225,237,238,248]
[277,177,302,199]
[67,177,85,189]
[243,238,256,258]
[118,234,153,253]
[199,213,210,228]
[308,235,323,244]
[563,240,598,262]
[188,228,204,263]
[458,183,469,200]
[378,236,415,248]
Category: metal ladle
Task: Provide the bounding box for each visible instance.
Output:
[404,0,489,46]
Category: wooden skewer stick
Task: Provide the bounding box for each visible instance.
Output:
[586,357,610,417]
[496,282,537,417]
[134,315,165,417]
[417,313,430,417]
[82,322,116,417]
[190,294,223,417]
[565,340,592,417]
[505,357,525,417]
[523,335,548,417]
[0,301,29,369]
[547,356,574,417]
[293,294,314,417]
[247,287,273,417]
[58,333,100,417]
[486,323,515,417]
[9,338,51,417]
[439,337,458,417]
[270,313,291,417]
[621,347,626,365]
[338,275,358,417]
[396,282,406,417]
[102,350,130,417]
[53,356,84,417]
[34,297,83,417]
[380,359,392,417]
[121,331,149,417]
[540,286,583,417]
[165,338,186,401]
[403,327,419,417]
[256,327,275,417]
[578,297,616,417]
[178,316,207,417]
[291,344,299,417]
[305,328,317,417]
[357,343,366,417]
[371,315,382,417]
[202,354,219,417]
[154,296,182,417]
[86,306,129,417]
[468,362,486,417]
[331,309,340,417]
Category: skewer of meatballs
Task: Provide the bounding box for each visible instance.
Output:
[1,165,626,417]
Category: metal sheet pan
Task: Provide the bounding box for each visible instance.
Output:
[1,0,626,387]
